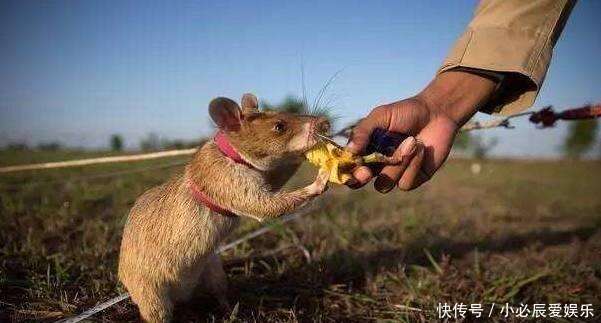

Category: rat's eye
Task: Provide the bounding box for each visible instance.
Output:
[273,120,287,133]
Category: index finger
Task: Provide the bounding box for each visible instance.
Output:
[346,107,390,155]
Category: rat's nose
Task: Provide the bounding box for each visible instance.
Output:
[316,117,330,135]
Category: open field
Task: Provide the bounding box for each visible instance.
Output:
[1,150,600,322]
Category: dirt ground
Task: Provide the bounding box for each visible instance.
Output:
[1,151,600,322]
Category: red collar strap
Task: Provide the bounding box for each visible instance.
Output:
[186,131,252,217]
[188,179,237,217]
[214,131,255,169]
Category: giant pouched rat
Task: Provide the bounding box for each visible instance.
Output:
[118,93,331,322]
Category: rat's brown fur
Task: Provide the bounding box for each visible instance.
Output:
[118,94,330,322]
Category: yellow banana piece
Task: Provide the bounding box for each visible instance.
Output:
[305,142,387,184]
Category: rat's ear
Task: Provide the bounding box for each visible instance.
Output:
[209,97,242,131]
[241,93,259,115]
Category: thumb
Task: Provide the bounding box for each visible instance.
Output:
[346,106,390,154]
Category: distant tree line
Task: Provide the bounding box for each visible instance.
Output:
[452,118,599,159]
[262,95,308,114]
[261,95,335,121]
[562,119,598,159]
[2,97,598,159]
[453,132,499,159]
[5,142,63,151]
[110,134,124,151]
[138,132,205,151]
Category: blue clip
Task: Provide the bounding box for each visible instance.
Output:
[366,128,409,156]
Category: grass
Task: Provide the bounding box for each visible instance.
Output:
[1,150,600,322]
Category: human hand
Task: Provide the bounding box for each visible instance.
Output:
[346,70,498,192]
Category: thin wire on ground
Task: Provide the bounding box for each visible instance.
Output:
[56,204,317,323]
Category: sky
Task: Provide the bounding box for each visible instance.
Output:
[1,0,600,157]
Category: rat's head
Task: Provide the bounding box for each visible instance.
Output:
[209,93,330,170]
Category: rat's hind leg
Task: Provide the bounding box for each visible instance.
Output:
[130,285,173,323]
[197,253,230,310]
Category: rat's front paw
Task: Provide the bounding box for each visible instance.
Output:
[308,169,330,196]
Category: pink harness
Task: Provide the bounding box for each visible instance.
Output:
[188,131,254,217]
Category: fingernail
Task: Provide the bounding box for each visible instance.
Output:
[399,137,417,155]
[353,167,373,183]
[374,175,395,193]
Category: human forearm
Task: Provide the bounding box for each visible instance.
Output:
[418,70,498,127]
